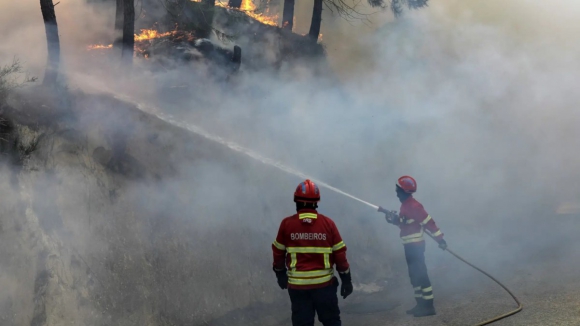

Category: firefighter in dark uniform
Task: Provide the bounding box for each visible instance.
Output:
[272,179,353,326]
[378,175,447,317]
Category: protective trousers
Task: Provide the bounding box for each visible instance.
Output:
[404,242,434,304]
[287,279,341,326]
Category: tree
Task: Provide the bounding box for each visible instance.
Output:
[40,0,60,85]
[198,0,216,39]
[114,0,124,51]
[308,0,323,41]
[228,0,242,8]
[307,0,430,42]
[122,0,135,65]
[282,0,295,30]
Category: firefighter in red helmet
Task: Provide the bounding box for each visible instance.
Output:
[272,179,352,326]
[378,176,447,317]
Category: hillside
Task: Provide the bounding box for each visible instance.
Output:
[0,85,398,325]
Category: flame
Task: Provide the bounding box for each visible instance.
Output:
[134,29,176,42]
[87,44,113,50]
[215,0,279,26]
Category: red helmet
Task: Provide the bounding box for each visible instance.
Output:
[397,175,417,193]
[294,179,321,203]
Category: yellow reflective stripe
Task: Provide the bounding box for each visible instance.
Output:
[273,240,286,250]
[401,231,424,240]
[332,241,345,251]
[288,268,333,278]
[299,213,318,219]
[414,286,421,291]
[288,274,333,285]
[402,237,425,244]
[290,253,297,271]
[405,219,415,224]
[324,253,330,269]
[420,215,432,226]
[430,230,443,237]
[414,293,423,298]
[422,286,433,293]
[423,294,434,300]
[287,247,332,254]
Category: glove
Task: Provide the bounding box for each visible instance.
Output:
[438,239,447,251]
[273,267,288,289]
[338,270,353,299]
[378,206,399,225]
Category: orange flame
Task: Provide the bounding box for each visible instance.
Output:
[215,0,278,26]
[135,29,176,42]
[87,44,113,50]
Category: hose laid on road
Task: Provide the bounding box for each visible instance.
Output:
[444,248,523,325]
[425,233,523,325]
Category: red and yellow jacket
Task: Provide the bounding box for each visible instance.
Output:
[396,197,444,245]
[272,209,350,290]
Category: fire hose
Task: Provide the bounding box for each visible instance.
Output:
[369,203,523,325]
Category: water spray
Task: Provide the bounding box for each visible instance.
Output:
[94,88,521,325]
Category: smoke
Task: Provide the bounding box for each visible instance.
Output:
[2,0,580,324]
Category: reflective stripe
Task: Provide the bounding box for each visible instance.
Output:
[401,231,424,240]
[420,215,432,226]
[423,294,434,300]
[414,286,421,291]
[288,274,333,285]
[431,230,443,237]
[414,293,423,298]
[273,240,286,250]
[287,247,332,254]
[324,253,330,269]
[299,213,318,220]
[290,253,297,271]
[288,269,333,278]
[422,286,433,293]
[402,236,425,244]
[405,219,415,224]
[332,241,346,251]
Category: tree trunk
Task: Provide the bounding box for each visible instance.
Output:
[113,0,124,51]
[282,0,295,30]
[228,0,242,9]
[308,0,322,42]
[198,0,216,39]
[122,0,135,65]
[40,0,60,85]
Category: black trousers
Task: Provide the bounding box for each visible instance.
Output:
[287,278,341,326]
[404,242,433,301]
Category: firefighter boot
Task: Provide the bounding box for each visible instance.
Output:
[406,298,422,315]
[406,287,423,315]
[413,298,436,317]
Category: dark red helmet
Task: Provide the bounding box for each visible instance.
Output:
[294,179,321,203]
[397,175,417,193]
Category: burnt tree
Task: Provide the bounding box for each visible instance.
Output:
[40,0,60,85]
[308,0,323,42]
[122,0,135,64]
[282,0,295,30]
[114,0,124,50]
[198,0,216,39]
[228,0,242,8]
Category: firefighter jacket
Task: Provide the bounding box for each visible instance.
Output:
[272,209,350,290]
[395,196,444,245]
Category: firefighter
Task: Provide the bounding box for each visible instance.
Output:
[272,179,353,326]
[378,175,447,317]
